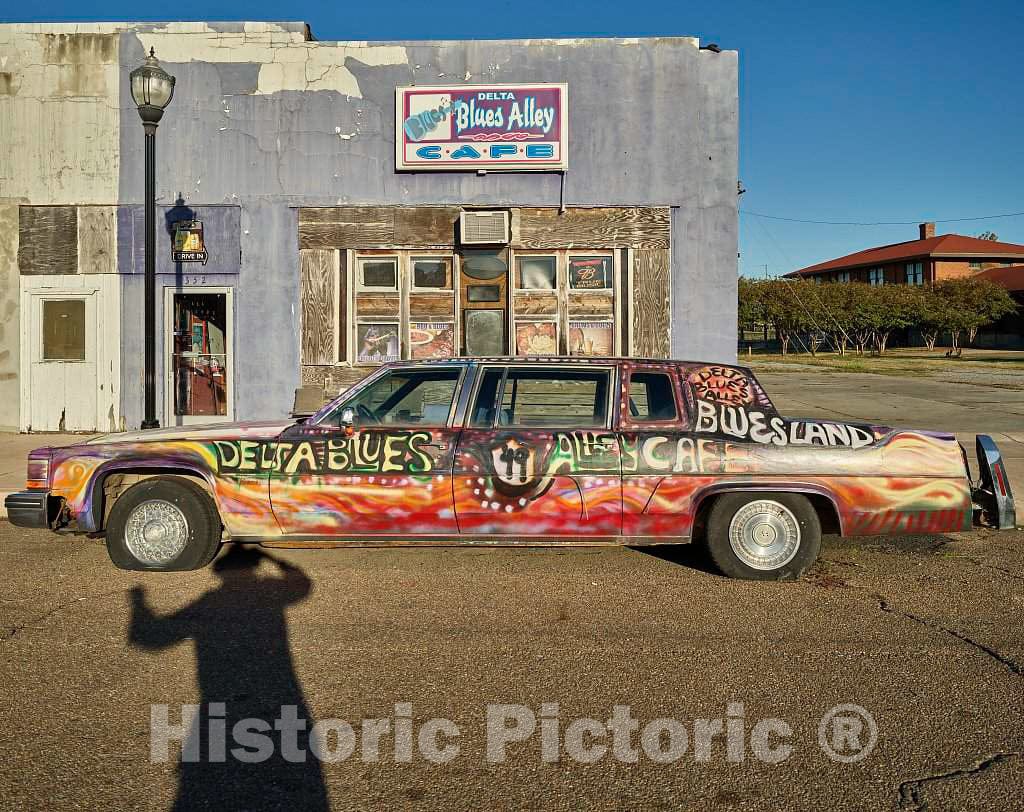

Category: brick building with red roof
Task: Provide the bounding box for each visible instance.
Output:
[787,223,1024,287]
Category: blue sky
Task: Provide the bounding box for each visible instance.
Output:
[8,0,1024,276]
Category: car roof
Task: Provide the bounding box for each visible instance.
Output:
[384,356,756,374]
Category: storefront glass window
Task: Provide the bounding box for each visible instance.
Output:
[172,293,228,417]
[359,258,398,289]
[516,255,557,289]
[411,257,451,290]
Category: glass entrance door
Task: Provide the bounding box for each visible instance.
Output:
[167,291,232,423]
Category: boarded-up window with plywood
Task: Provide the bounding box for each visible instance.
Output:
[300,249,336,365]
[19,206,78,275]
[631,249,670,357]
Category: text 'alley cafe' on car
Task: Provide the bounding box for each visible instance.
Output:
[0,22,738,432]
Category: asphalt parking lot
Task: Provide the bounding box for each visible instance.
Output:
[1,369,1022,810]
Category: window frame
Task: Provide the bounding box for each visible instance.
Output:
[905,261,924,286]
[567,252,615,293]
[355,254,400,292]
[868,267,885,286]
[409,255,454,292]
[514,253,559,292]
[622,368,683,427]
[467,363,617,431]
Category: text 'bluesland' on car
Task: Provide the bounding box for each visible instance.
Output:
[5,358,1016,580]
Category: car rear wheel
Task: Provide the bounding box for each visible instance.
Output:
[106,476,221,571]
[705,492,820,581]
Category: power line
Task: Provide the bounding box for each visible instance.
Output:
[739,209,1024,226]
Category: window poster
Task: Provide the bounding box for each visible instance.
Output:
[357,323,400,363]
[516,320,558,356]
[569,320,614,356]
[410,322,455,359]
[568,256,613,290]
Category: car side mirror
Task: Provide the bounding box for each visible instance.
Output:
[340,407,355,435]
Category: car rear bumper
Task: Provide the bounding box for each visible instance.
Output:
[4,490,54,529]
[973,435,1016,530]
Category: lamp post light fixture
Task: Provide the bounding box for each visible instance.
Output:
[130,48,175,429]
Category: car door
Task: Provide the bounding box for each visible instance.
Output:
[269,364,465,537]
[618,363,695,540]
[453,363,622,537]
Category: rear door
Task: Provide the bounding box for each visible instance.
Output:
[453,363,621,537]
[619,363,694,540]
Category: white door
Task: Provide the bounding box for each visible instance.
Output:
[28,293,98,432]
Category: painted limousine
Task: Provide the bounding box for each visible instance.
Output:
[5,357,1016,580]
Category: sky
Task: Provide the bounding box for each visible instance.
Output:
[7,0,1024,276]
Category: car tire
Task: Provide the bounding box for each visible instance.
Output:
[705,492,820,581]
[105,476,222,571]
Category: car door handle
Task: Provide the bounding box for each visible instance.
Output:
[419,442,447,450]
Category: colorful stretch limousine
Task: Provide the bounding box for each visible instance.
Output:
[5,357,1016,580]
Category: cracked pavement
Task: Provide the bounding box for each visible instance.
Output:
[0,524,1022,810]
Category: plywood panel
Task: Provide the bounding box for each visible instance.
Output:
[517,207,670,249]
[393,207,459,247]
[513,292,558,315]
[632,248,670,358]
[356,295,401,316]
[19,206,78,274]
[568,291,614,317]
[300,249,335,365]
[77,206,117,274]
[299,207,395,249]
[409,293,455,317]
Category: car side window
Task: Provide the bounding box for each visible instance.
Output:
[496,368,610,428]
[628,372,678,422]
[330,368,462,427]
[470,367,505,428]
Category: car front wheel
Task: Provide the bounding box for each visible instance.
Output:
[105,476,222,571]
[705,492,821,581]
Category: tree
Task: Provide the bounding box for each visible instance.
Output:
[917,286,951,351]
[934,278,1017,350]
[760,279,813,355]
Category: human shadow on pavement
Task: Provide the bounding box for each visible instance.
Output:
[129,545,328,811]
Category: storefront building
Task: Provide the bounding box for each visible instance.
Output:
[0,22,738,432]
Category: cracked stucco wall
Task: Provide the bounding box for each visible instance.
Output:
[116,25,737,425]
[0,24,126,430]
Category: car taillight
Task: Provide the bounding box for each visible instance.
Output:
[26,455,50,489]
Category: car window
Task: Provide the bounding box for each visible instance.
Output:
[470,367,505,427]
[497,368,609,428]
[628,372,678,421]
[335,368,461,427]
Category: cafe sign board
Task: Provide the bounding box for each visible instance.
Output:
[396,84,567,171]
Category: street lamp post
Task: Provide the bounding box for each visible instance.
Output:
[130,48,175,429]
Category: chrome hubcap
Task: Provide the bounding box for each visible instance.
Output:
[728,499,801,571]
[124,500,189,565]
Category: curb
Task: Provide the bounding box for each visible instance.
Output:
[0,491,12,519]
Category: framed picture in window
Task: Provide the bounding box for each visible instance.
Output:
[516,255,557,290]
[357,257,398,290]
[410,321,455,359]
[356,322,400,363]
[568,320,614,356]
[515,320,558,356]
[568,255,612,290]
[411,256,452,290]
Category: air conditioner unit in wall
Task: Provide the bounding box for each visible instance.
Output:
[459,210,510,245]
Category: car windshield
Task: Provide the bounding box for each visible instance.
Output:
[323,368,462,427]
